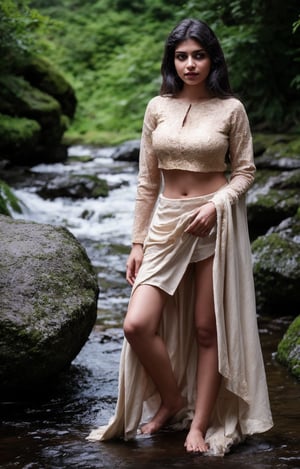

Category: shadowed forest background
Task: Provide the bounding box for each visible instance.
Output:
[1,0,299,145]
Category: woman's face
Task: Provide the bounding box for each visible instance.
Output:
[174,38,211,88]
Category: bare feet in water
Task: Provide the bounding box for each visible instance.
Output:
[184,427,209,453]
[141,396,186,434]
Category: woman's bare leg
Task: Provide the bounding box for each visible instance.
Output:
[124,284,185,434]
[184,255,221,453]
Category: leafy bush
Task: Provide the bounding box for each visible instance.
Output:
[0,0,44,72]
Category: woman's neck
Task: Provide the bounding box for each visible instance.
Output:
[176,85,212,103]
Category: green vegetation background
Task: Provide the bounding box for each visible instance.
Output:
[2,0,300,145]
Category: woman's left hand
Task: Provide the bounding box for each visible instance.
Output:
[184,202,217,237]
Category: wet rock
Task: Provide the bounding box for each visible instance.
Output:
[252,210,300,314]
[255,155,300,170]
[247,169,300,238]
[248,187,300,238]
[36,174,109,199]
[270,168,300,190]
[111,139,140,162]
[277,315,300,380]
[0,216,99,395]
[253,133,300,170]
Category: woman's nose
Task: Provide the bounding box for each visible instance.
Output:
[186,56,195,68]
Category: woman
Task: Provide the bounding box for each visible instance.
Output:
[88,18,273,456]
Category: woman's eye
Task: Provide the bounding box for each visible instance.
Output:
[175,52,207,61]
[175,54,186,61]
[195,52,206,60]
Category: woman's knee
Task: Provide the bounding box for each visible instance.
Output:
[123,316,141,341]
[123,311,153,342]
[124,285,165,341]
[195,324,217,348]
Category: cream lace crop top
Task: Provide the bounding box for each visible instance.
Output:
[132,95,255,244]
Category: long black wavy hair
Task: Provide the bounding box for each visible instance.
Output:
[160,18,233,98]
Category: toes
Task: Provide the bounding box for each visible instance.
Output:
[184,441,200,453]
[184,434,209,454]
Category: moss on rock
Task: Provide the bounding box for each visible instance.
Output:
[17,55,77,118]
[0,74,61,119]
[277,315,300,380]
[248,187,300,238]
[0,113,41,154]
[0,216,99,393]
[254,133,300,157]
[272,169,300,190]
[0,74,71,163]
[254,133,300,169]
[0,52,77,165]
[252,232,300,314]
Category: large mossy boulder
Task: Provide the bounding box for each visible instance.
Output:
[0,216,99,395]
[17,55,77,119]
[0,74,61,122]
[252,210,300,314]
[277,315,300,380]
[249,135,300,317]
[0,74,67,164]
[0,55,76,166]
[247,162,300,239]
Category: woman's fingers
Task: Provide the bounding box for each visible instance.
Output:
[126,245,144,285]
[184,203,216,237]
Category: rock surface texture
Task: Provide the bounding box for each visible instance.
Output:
[277,315,300,380]
[0,216,99,394]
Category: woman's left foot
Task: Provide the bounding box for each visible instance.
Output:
[184,427,209,453]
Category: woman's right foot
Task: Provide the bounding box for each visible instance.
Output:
[141,396,186,434]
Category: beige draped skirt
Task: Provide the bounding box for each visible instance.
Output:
[87,190,273,456]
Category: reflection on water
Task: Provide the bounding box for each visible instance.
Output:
[1,147,299,468]
[1,319,299,469]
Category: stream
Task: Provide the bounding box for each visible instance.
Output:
[0,146,299,468]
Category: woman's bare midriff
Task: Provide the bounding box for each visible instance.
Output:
[162,169,227,198]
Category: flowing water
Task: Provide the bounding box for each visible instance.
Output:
[0,146,299,468]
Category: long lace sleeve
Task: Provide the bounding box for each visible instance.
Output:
[132,99,161,244]
[211,100,255,209]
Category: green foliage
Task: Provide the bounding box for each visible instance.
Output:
[0,0,45,72]
[292,14,300,33]
[7,0,300,143]
[220,1,300,129]
[291,15,300,91]
[0,180,22,216]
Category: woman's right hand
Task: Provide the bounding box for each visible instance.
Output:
[126,243,144,286]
